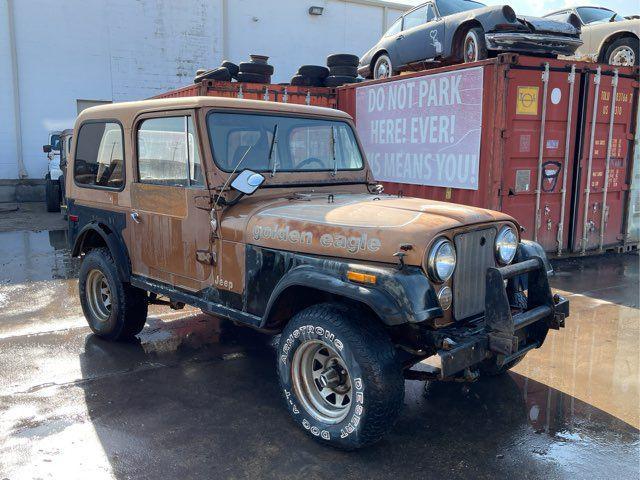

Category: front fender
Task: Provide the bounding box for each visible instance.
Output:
[258,254,442,328]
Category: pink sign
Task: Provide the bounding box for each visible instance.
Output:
[355,66,484,190]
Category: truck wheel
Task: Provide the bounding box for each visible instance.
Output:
[463,28,488,63]
[605,37,639,66]
[277,303,404,450]
[79,248,148,341]
[45,174,61,213]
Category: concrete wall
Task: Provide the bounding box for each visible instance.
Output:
[0,0,409,184]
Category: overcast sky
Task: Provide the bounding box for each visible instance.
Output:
[400,0,638,16]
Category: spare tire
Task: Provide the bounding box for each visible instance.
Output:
[297,65,329,79]
[221,60,240,78]
[290,75,325,87]
[327,53,359,67]
[238,62,274,76]
[236,72,271,84]
[194,67,231,83]
[329,65,358,76]
[324,75,359,88]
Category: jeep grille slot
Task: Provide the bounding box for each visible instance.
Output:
[453,228,497,320]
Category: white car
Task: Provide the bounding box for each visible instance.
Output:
[544,6,639,66]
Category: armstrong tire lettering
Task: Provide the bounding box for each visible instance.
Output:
[277,302,404,450]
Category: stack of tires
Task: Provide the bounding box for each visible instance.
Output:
[194,55,274,84]
[194,61,238,83]
[237,55,273,84]
[290,65,329,87]
[324,54,360,88]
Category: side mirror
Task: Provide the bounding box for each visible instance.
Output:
[43,145,52,153]
[231,169,265,195]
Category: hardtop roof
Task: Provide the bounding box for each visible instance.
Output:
[76,96,352,125]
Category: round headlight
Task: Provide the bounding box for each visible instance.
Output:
[428,238,456,282]
[496,226,518,264]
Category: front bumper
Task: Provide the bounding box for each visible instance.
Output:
[485,32,583,56]
[357,64,371,78]
[430,257,569,378]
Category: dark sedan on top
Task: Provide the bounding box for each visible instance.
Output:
[358,0,583,79]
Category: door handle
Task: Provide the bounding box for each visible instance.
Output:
[130,211,141,224]
[396,34,404,40]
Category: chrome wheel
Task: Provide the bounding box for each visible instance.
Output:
[291,340,352,423]
[464,32,478,62]
[609,46,635,66]
[86,269,112,322]
[374,55,392,79]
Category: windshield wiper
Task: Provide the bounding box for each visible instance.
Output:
[331,125,337,177]
[268,123,279,177]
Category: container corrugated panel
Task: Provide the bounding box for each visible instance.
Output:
[571,65,638,253]
[152,79,337,108]
[627,106,640,244]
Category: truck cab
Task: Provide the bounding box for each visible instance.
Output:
[65,96,568,449]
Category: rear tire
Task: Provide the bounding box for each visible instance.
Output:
[79,248,148,341]
[605,36,639,66]
[372,54,393,79]
[277,303,404,450]
[463,27,488,63]
[45,174,61,213]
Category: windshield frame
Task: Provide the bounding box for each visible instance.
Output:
[204,109,366,175]
[576,6,621,24]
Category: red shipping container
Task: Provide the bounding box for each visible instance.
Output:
[152,78,337,109]
[337,54,638,254]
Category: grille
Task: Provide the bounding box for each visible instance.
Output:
[453,228,497,320]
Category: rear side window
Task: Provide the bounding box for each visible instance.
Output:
[137,116,204,187]
[74,122,124,189]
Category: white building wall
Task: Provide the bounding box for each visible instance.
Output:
[1,0,408,180]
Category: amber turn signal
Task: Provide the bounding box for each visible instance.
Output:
[347,271,377,284]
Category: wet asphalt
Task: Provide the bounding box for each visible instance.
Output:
[0,218,638,479]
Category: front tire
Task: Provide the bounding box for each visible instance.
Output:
[277,303,404,450]
[373,54,393,79]
[605,37,639,66]
[463,27,488,63]
[79,248,148,341]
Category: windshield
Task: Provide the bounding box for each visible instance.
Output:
[577,7,622,24]
[207,112,364,173]
[436,0,485,17]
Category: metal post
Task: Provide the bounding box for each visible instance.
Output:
[599,69,618,251]
[557,65,576,256]
[534,63,550,242]
[581,66,602,254]
[7,0,27,178]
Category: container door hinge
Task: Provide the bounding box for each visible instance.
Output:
[501,129,511,139]
[196,250,216,265]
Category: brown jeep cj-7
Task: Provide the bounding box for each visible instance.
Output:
[66,96,568,449]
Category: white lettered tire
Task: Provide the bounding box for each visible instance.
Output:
[277,303,404,449]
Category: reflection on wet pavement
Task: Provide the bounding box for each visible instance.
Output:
[0,227,638,479]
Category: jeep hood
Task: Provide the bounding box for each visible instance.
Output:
[241,193,515,266]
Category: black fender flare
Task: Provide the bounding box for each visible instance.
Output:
[512,240,552,292]
[260,263,441,328]
[72,222,132,282]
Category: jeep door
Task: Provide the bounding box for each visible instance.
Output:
[128,112,213,289]
[396,3,444,64]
